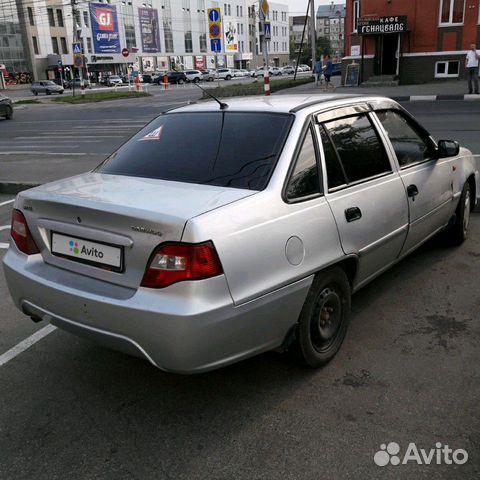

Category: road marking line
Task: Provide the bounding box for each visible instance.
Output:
[0,225,9,230]
[0,199,14,207]
[0,151,89,155]
[0,243,9,249]
[0,324,57,367]
[14,136,124,139]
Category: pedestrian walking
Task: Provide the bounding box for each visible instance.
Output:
[465,43,479,94]
[313,58,323,86]
[323,55,335,90]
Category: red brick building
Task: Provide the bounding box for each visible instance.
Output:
[343,0,480,84]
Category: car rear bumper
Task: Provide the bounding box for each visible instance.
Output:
[3,247,311,373]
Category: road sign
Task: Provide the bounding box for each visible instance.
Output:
[208,8,220,23]
[210,39,221,53]
[74,55,84,68]
[122,47,129,57]
[209,24,221,39]
[208,7,222,41]
[260,0,269,18]
[72,42,82,54]
[264,21,271,40]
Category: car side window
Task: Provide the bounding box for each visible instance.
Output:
[286,127,321,200]
[324,114,392,184]
[319,125,347,190]
[376,110,433,168]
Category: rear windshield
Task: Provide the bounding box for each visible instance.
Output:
[97,112,293,191]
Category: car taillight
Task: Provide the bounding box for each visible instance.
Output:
[141,242,223,289]
[11,209,40,255]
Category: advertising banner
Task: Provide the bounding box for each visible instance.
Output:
[194,56,205,69]
[139,8,161,53]
[223,17,238,53]
[357,16,408,35]
[89,3,120,54]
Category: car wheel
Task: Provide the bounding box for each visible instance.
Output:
[293,267,351,368]
[448,181,471,245]
[208,77,214,82]
[178,79,184,84]
[5,105,13,120]
[226,75,231,80]
[59,91,63,95]
[46,90,51,95]
[33,91,38,96]
[193,77,200,83]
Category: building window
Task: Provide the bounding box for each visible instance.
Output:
[353,0,360,32]
[439,0,465,25]
[27,7,34,26]
[199,33,207,52]
[57,9,64,27]
[51,37,59,54]
[83,11,89,27]
[86,37,92,53]
[60,37,68,54]
[32,36,39,54]
[435,60,460,77]
[185,31,193,52]
[47,8,55,27]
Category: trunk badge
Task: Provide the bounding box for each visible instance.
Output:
[131,226,163,237]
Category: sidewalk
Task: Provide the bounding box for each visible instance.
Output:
[281,76,480,101]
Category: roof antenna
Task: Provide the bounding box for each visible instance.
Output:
[192,81,229,110]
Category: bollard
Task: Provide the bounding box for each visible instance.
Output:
[164,75,169,90]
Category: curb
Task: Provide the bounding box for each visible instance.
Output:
[383,94,480,102]
[0,182,41,195]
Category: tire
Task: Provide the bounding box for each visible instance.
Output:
[59,91,63,95]
[193,77,200,83]
[46,90,51,95]
[448,181,471,245]
[5,105,13,120]
[293,267,351,368]
[33,91,38,96]
[226,75,232,80]
[178,79,184,84]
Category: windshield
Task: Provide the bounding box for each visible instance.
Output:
[97,112,293,191]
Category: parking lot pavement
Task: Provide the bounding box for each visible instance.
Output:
[0,209,479,479]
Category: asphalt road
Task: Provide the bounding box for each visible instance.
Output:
[0,98,479,479]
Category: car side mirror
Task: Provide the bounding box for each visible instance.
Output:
[437,140,460,158]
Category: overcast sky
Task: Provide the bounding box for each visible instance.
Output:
[287,0,337,17]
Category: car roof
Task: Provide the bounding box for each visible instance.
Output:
[171,94,387,115]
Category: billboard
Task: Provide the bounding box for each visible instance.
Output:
[223,17,238,53]
[89,3,120,54]
[139,8,161,53]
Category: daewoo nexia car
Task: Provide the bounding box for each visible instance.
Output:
[3,95,478,373]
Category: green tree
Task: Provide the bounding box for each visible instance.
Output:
[295,37,333,65]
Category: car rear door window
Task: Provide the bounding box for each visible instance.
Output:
[324,114,392,184]
[376,110,434,168]
[285,127,321,200]
[319,125,347,190]
[98,112,293,191]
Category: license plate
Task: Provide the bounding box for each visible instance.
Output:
[51,232,122,270]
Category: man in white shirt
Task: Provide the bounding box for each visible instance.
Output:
[465,43,479,94]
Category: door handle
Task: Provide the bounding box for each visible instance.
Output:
[345,206,362,222]
[407,184,419,198]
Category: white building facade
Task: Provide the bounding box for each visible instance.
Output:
[9,0,289,81]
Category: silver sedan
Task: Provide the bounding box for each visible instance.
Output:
[3,95,478,373]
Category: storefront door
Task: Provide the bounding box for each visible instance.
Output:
[374,34,399,76]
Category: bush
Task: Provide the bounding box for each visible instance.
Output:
[54,91,151,104]
[202,76,314,99]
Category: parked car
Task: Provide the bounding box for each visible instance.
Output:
[157,71,188,85]
[3,95,477,374]
[0,93,13,120]
[238,69,250,77]
[253,67,282,77]
[298,64,311,72]
[107,75,123,87]
[216,68,234,80]
[281,66,295,75]
[142,74,153,83]
[31,80,64,96]
[184,70,203,83]
[65,78,91,90]
[201,70,215,82]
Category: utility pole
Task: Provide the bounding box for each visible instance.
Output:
[251,5,257,70]
[71,0,84,96]
[310,0,316,70]
[259,1,270,96]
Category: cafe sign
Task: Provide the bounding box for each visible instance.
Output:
[358,16,407,35]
